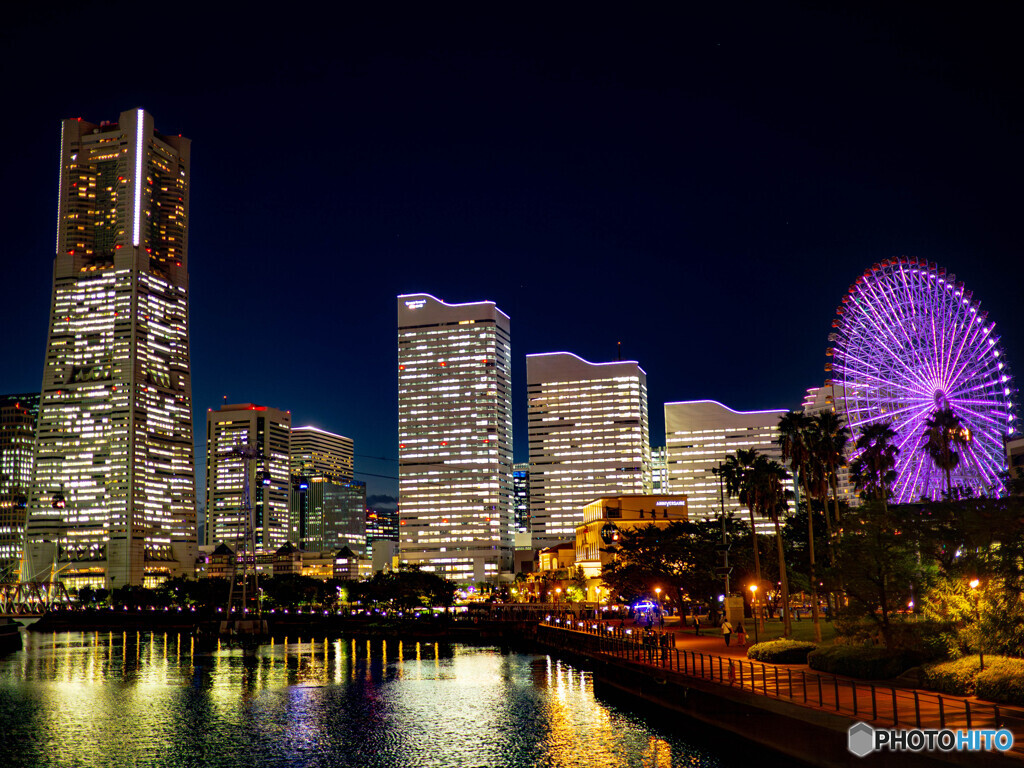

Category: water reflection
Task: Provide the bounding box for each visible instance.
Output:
[0,632,722,768]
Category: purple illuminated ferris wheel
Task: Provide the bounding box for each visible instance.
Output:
[828,258,1017,502]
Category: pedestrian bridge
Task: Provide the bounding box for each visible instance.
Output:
[0,581,71,618]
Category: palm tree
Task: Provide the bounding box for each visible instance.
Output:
[713,449,762,597]
[815,409,850,526]
[850,422,899,513]
[751,454,793,638]
[922,407,969,497]
[777,411,821,642]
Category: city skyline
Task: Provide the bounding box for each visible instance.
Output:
[1,6,1022,500]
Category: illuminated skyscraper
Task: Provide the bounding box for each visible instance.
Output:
[206,403,291,552]
[397,293,513,581]
[289,426,354,481]
[527,352,651,549]
[24,109,195,589]
[0,394,38,575]
[513,462,530,534]
[664,399,787,531]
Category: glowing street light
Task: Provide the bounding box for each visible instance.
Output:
[749,584,759,644]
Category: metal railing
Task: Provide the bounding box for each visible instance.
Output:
[538,618,1024,748]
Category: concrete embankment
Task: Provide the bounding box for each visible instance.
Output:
[531,625,1014,768]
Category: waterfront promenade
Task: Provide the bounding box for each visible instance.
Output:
[538,616,1024,764]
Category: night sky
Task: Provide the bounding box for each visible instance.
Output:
[2,4,1021,497]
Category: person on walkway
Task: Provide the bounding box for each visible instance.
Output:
[658,612,665,630]
[693,615,700,636]
[721,619,733,646]
[736,622,747,647]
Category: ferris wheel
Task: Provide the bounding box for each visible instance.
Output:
[828,258,1017,502]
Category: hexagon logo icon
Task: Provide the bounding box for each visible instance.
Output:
[848,722,875,757]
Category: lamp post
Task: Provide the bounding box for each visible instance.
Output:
[749,584,759,644]
[555,587,562,605]
[969,578,983,670]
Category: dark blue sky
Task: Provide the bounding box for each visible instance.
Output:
[2,4,1021,497]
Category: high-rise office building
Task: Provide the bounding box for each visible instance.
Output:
[650,445,668,491]
[527,352,651,550]
[366,504,399,544]
[291,477,366,554]
[0,394,39,576]
[664,399,787,531]
[397,293,513,581]
[206,403,291,552]
[290,426,354,481]
[512,462,530,534]
[24,110,195,589]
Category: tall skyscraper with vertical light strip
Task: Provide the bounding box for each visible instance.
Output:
[23,109,195,589]
[397,293,513,581]
[527,352,651,550]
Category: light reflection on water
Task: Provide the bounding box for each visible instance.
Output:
[0,632,722,768]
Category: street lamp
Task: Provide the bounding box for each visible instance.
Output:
[749,584,759,644]
[969,578,983,670]
[555,587,562,605]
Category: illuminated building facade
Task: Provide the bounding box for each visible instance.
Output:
[650,445,668,491]
[513,462,530,533]
[527,352,651,550]
[289,425,354,481]
[206,403,291,552]
[366,505,399,544]
[397,293,513,581]
[574,493,688,601]
[664,400,787,532]
[0,394,39,575]
[24,109,195,589]
[290,477,366,554]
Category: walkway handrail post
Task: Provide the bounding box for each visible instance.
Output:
[938,695,945,729]
[871,684,877,721]
[834,676,840,711]
[852,680,858,716]
[965,699,971,730]
[913,690,921,728]
[892,687,899,726]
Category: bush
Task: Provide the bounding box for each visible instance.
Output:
[747,639,817,664]
[808,645,910,679]
[920,656,980,696]
[834,617,954,661]
[976,659,1024,706]
[922,656,1024,705]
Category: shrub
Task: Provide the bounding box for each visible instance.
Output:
[922,656,1024,705]
[747,639,817,664]
[920,656,980,696]
[808,645,910,679]
[976,659,1024,706]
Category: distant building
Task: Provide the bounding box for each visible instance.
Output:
[366,506,399,544]
[24,109,196,589]
[290,426,354,482]
[0,394,38,575]
[664,399,788,531]
[527,352,651,550]
[290,476,366,554]
[206,403,291,552]
[650,446,668,491]
[397,293,514,582]
[513,463,530,533]
[574,493,689,601]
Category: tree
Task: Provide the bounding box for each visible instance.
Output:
[815,409,850,527]
[921,407,970,497]
[850,422,899,512]
[777,410,822,641]
[751,454,794,638]
[714,449,762,595]
[834,502,927,650]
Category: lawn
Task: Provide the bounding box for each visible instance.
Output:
[750,616,837,645]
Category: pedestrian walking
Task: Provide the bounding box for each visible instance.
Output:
[721,619,733,646]
[694,615,701,636]
[736,622,747,647]
[658,612,665,629]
